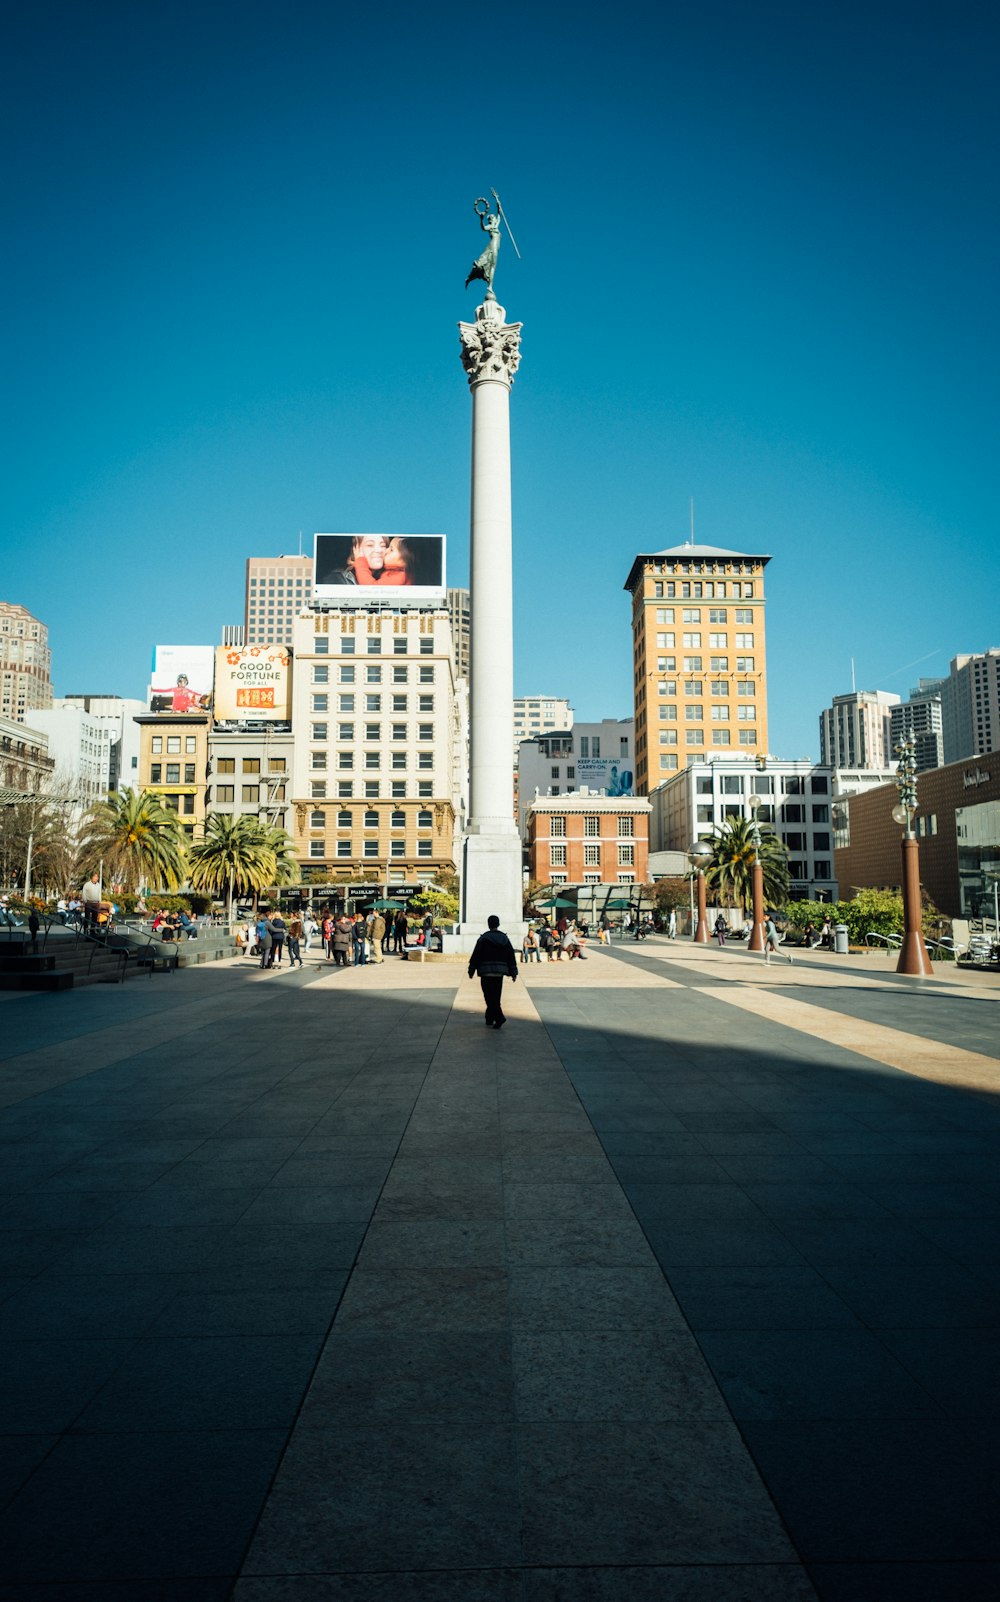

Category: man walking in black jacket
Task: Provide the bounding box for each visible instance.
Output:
[468,915,518,1030]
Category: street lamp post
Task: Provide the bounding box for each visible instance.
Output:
[891,735,933,978]
[687,840,712,944]
[746,794,766,955]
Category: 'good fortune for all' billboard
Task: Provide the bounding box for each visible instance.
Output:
[313,534,446,604]
[148,646,215,713]
[214,646,291,721]
[575,757,634,797]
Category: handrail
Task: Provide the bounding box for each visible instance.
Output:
[864,931,901,950]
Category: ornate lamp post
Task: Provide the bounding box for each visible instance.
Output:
[746,794,766,955]
[891,735,933,978]
[687,840,712,944]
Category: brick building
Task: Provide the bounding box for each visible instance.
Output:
[527,796,650,887]
[833,750,1000,918]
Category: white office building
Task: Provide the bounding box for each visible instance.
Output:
[59,695,146,794]
[206,729,295,836]
[290,607,461,882]
[516,718,635,836]
[648,757,900,902]
[28,702,113,826]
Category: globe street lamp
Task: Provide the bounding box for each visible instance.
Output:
[687,840,712,944]
[746,793,766,955]
[891,735,932,978]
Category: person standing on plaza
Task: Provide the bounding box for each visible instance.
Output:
[322,911,334,960]
[81,873,101,932]
[393,909,408,953]
[256,913,272,971]
[270,911,287,967]
[286,912,303,968]
[302,912,317,955]
[332,914,352,967]
[468,915,518,1030]
[370,911,386,964]
[714,914,727,947]
[352,914,367,966]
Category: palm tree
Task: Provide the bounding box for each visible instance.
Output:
[79,788,187,893]
[703,816,790,914]
[187,814,278,924]
[258,823,301,905]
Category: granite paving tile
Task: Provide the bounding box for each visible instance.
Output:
[518,1420,797,1565]
[299,1330,514,1423]
[511,1326,728,1422]
[243,1423,521,1573]
[334,1268,510,1331]
[666,1266,863,1331]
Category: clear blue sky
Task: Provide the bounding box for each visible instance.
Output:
[4,0,998,758]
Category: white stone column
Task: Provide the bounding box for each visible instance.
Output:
[456,298,525,936]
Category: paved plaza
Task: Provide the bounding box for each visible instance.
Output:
[1,940,999,1600]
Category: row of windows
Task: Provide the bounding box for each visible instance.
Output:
[550,844,635,866]
[213,757,286,774]
[695,774,829,796]
[548,815,634,838]
[151,764,197,783]
[659,707,758,726]
[658,682,756,701]
[652,580,755,599]
[656,633,756,650]
[150,735,199,754]
[654,608,754,625]
[312,723,435,742]
[316,840,436,860]
[310,809,435,830]
[313,665,435,685]
[312,751,436,771]
[310,780,435,799]
[312,636,435,656]
[212,785,287,803]
[312,694,434,714]
[658,733,759,756]
[656,657,756,674]
[549,873,636,885]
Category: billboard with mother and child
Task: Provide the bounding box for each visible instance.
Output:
[313,534,446,605]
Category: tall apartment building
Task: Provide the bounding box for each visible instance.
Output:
[889,679,944,773]
[941,650,1000,764]
[290,608,460,883]
[819,690,900,770]
[244,556,313,646]
[0,603,52,724]
[447,588,470,682]
[624,543,769,794]
[513,695,573,752]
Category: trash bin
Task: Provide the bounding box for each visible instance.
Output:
[834,923,849,955]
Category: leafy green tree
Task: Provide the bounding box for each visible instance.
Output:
[187,814,278,923]
[79,788,187,893]
[410,887,460,924]
[703,816,790,913]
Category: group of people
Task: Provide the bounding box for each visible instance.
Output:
[237,912,305,969]
[152,909,198,942]
[235,906,434,970]
[521,916,588,962]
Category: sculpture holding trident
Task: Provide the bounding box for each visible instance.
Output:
[465,189,521,298]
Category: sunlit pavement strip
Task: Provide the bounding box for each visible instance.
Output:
[610,940,1000,1092]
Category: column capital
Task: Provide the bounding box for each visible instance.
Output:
[458,301,522,390]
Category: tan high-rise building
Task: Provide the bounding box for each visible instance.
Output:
[447,587,470,682]
[0,602,52,724]
[623,542,770,794]
[245,556,313,646]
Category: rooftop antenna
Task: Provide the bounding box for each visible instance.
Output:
[298,529,303,557]
[851,656,856,693]
[689,497,695,546]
